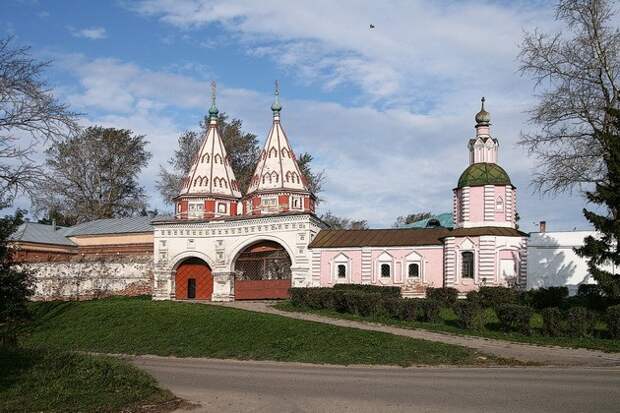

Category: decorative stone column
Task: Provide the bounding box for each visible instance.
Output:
[291,266,311,288]
[212,271,234,301]
[152,261,173,300]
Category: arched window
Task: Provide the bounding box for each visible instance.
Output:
[462,252,474,279]
[201,153,210,163]
[381,264,391,278]
[272,171,279,183]
[269,147,277,158]
[286,171,291,182]
[408,263,420,278]
[214,154,222,164]
[194,176,201,186]
[337,264,346,279]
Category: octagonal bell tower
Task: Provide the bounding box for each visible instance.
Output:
[453,98,517,229]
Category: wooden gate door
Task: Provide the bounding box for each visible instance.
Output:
[175,259,213,300]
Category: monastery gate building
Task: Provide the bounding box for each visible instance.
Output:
[10,87,528,301]
[150,90,527,301]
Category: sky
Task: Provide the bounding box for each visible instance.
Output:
[2,0,598,232]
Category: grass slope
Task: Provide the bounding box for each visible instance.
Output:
[274,302,620,353]
[24,297,500,366]
[0,347,174,413]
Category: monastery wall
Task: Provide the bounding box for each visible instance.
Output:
[17,254,153,301]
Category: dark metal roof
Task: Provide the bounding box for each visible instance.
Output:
[441,226,528,238]
[308,226,527,249]
[308,228,450,248]
[10,222,76,246]
[64,216,154,236]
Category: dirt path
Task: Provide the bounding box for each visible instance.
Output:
[207,301,620,367]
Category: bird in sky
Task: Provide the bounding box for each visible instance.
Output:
[370,24,375,29]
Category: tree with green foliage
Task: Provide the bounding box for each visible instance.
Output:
[575,107,620,298]
[34,126,151,224]
[0,210,33,346]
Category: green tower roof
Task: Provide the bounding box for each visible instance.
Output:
[457,162,512,188]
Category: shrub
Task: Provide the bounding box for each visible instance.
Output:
[529,287,569,310]
[541,307,565,337]
[607,305,620,339]
[332,284,401,299]
[478,286,518,309]
[416,299,441,323]
[465,290,483,307]
[381,298,403,319]
[289,288,338,310]
[426,287,459,308]
[400,299,418,321]
[454,300,485,331]
[495,304,533,334]
[340,291,383,317]
[565,307,595,338]
[576,284,607,312]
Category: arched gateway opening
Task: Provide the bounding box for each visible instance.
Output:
[175,258,213,300]
[233,240,292,300]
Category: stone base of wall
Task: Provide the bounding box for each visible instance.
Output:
[16,254,154,301]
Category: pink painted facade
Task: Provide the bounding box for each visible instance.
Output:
[315,248,445,297]
[310,98,528,296]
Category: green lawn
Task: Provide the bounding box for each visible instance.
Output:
[274,302,620,353]
[22,297,511,366]
[0,346,175,413]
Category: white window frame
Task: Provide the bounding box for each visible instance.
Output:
[375,251,393,281]
[404,251,423,282]
[290,195,303,210]
[216,202,228,215]
[188,201,204,219]
[332,253,351,283]
[261,196,278,213]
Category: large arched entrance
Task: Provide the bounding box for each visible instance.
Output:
[175,258,213,300]
[233,240,292,300]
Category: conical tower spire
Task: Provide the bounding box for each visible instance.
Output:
[243,81,315,215]
[174,81,241,219]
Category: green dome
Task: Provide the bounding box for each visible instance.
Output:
[458,162,511,188]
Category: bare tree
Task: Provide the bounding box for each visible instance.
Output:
[393,211,433,228]
[519,0,620,193]
[156,130,201,204]
[34,126,151,223]
[320,211,368,229]
[0,36,78,208]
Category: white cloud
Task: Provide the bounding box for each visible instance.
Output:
[68,26,108,40]
[52,53,589,231]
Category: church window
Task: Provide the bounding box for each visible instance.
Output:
[202,154,210,163]
[214,154,222,164]
[462,252,474,279]
[281,148,289,157]
[337,264,346,279]
[408,263,420,278]
[269,147,278,158]
[496,196,504,211]
[261,196,278,213]
[381,264,391,278]
[217,203,227,214]
[272,171,279,183]
[286,171,292,182]
[188,202,204,219]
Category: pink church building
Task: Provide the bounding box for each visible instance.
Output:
[308,98,527,296]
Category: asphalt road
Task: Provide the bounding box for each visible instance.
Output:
[131,356,620,413]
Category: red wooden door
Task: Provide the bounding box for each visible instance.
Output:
[175,259,213,300]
